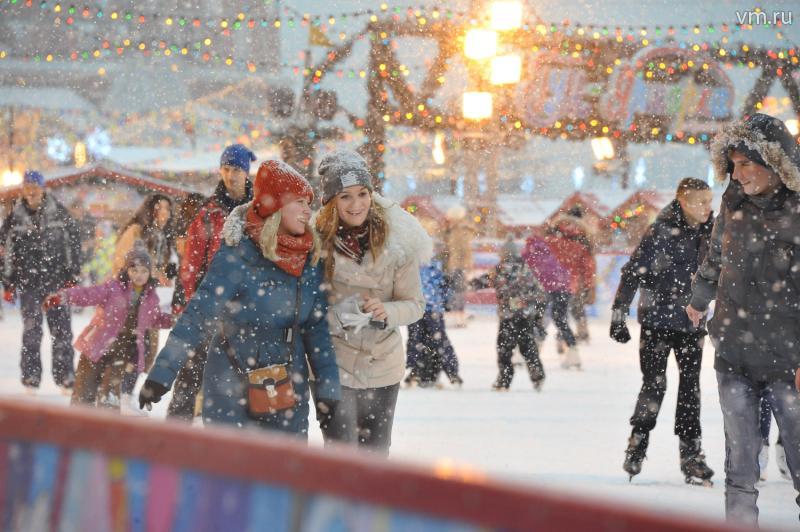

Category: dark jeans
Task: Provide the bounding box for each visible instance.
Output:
[318,384,399,455]
[629,328,704,440]
[103,328,158,397]
[166,339,210,421]
[548,291,576,347]
[406,310,459,382]
[717,371,800,525]
[19,288,75,388]
[496,314,545,386]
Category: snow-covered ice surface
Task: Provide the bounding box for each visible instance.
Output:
[1,306,795,529]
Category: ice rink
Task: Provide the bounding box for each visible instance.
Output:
[1,304,795,529]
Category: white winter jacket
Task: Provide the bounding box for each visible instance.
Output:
[324,194,432,389]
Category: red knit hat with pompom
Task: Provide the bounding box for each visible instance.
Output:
[249,160,313,219]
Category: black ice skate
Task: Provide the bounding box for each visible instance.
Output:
[680,439,714,487]
[623,432,649,481]
[491,377,510,391]
[403,369,419,388]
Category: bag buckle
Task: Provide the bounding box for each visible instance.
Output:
[284,328,293,343]
[263,378,278,398]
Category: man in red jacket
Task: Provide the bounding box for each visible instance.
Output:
[167,144,255,420]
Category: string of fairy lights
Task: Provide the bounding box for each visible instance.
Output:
[0,0,796,75]
[1,0,798,156]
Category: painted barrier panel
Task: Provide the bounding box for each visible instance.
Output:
[0,399,728,532]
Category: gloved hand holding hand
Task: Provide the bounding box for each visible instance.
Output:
[316,398,339,431]
[138,380,169,411]
[610,308,632,344]
[43,293,63,310]
[3,286,14,304]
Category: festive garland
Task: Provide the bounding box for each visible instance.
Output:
[1,0,795,73]
[1,0,792,34]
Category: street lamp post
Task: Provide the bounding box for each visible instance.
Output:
[461,0,523,236]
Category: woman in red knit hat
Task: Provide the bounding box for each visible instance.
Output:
[140,160,341,436]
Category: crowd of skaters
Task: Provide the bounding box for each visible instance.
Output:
[0,113,798,526]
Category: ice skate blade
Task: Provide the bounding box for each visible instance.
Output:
[685,477,713,487]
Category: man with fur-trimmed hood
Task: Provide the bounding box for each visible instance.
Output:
[687,113,800,524]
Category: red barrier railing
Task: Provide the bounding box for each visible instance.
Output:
[0,398,734,532]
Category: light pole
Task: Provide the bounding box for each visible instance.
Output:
[461,0,523,236]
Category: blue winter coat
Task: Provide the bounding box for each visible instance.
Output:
[420,259,446,314]
[148,211,340,436]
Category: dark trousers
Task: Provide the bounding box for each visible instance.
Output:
[75,331,139,407]
[629,328,704,440]
[406,310,459,382]
[496,314,545,386]
[19,288,75,388]
[166,339,210,421]
[103,328,158,397]
[760,396,772,442]
[72,354,112,406]
[549,291,576,347]
[318,384,400,455]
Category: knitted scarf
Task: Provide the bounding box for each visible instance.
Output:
[245,209,312,277]
[334,223,370,264]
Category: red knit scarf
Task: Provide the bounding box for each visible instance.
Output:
[246,209,313,277]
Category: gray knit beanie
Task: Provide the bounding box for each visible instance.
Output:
[318,150,374,205]
[124,244,152,271]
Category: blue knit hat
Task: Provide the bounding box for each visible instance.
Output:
[23,170,45,187]
[220,144,257,174]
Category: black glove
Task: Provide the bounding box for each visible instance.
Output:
[610,309,632,344]
[165,262,178,280]
[138,380,169,410]
[316,398,339,431]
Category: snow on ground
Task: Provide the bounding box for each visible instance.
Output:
[0,304,795,530]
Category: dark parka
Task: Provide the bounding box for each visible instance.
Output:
[148,204,341,435]
[690,113,800,382]
[613,199,713,332]
[491,254,547,321]
[0,194,81,293]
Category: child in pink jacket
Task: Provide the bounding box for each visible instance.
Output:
[45,246,173,411]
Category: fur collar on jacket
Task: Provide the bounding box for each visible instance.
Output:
[223,195,433,266]
[710,114,800,192]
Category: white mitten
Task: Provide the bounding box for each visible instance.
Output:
[333,295,373,334]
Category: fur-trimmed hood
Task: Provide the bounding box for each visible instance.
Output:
[372,194,433,265]
[710,113,800,192]
[223,195,434,265]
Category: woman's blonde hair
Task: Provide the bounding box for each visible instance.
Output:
[256,211,321,266]
[315,196,387,280]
